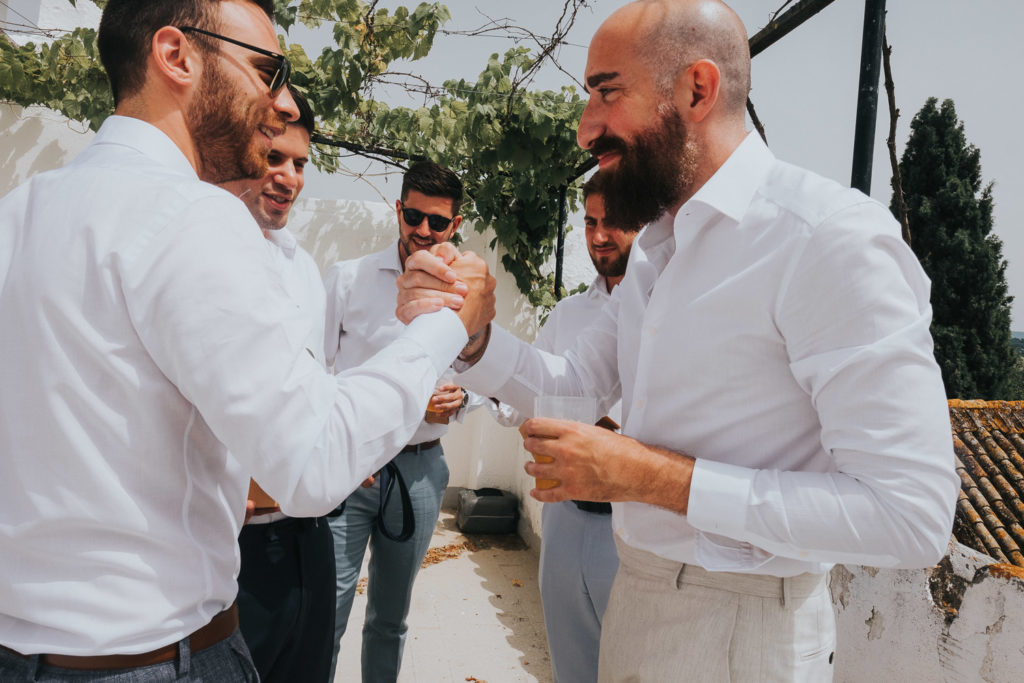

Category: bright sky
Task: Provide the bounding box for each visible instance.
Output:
[295,0,1024,328]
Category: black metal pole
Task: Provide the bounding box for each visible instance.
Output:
[851,0,886,194]
[747,0,837,58]
[554,185,568,301]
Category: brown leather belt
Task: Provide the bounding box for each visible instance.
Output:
[1,604,237,671]
[398,438,441,454]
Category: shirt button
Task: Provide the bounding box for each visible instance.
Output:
[648,326,656,336]
[636,399,645,409]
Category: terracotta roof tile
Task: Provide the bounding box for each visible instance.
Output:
[949,400,1024,567]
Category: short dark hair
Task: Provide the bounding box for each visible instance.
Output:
[581,172,606,203]
[401,161,463,216]
[288,85,315,137]
[98,0,275,105]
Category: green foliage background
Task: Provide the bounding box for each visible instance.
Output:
[894,97,1022,399]
[0,0,591,308]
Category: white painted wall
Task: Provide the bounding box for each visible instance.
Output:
[0,100,596,545]
[831,543,1024,682]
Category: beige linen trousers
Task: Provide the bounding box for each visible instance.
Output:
[598,537,835,682]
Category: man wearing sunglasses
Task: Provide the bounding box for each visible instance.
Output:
[0,1,494,681]
[323,161,476,682]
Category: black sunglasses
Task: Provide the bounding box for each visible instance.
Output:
[400,202,455,232]
[179,26,291,95]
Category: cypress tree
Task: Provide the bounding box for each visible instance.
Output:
[895,97,1018,398]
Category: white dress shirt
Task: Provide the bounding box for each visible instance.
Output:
[458,132,959,577]
[247,227,325,525]
[324,242,476,445]
[0,116,466,655]
[491,275,622,427]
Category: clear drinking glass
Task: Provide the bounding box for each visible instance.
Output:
[530,395,598,489]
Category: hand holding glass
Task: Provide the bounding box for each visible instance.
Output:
[426,369,459,420]
[531,396,598,489]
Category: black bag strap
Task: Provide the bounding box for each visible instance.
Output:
[376,460,415,542]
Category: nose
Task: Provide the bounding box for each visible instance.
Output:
[273,86,299,123]
[413,217,432,236]
[273,162,298,190]
[576,97,602,150]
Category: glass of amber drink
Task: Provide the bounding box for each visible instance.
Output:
[531,396,598,489]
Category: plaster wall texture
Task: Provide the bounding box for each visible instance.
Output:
[831,542,1024,682]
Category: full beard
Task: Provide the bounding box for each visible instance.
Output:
[592,249,629,279]
[591,104,698,230]
[188,61,268,184]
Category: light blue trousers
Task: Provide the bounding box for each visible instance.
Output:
[539,500,619,683]
[328,444,448,683]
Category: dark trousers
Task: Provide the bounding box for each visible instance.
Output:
[237,516,336,683]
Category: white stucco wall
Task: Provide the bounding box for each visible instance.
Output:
[831,543,1024,682]
[0,100,595,545]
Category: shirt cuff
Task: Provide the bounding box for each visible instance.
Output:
[400,307,468,376]
[686,458,756,538]
[453,323,517,396]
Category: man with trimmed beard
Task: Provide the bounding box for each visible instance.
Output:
[492,172,638,683]
[219,87,336,683]
[397,0,958,680]
[0,1,493,680]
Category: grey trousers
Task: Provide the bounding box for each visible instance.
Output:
[0,629,257,682]
[599,536,835,683]
[328,444,449,682]
[539,500,618,683]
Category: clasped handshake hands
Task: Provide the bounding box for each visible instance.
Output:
[395,244,646,506]
[395,242,494,340]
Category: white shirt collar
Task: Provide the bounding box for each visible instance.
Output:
[587,274,611,300]
[637,131,775,255]
[372,240,404,274]
[93,115,199,181]
[684,130,775,225]
[265,227,299,259]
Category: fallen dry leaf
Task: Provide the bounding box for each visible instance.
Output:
[422,541,475,568]
[512,579,523,587]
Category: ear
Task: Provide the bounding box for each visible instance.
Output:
[395,199,403,220]
[450,215,463,233]
[150,26,199,92]
[675,59,721,123]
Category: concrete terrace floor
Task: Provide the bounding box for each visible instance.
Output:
[333,509,554,683]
